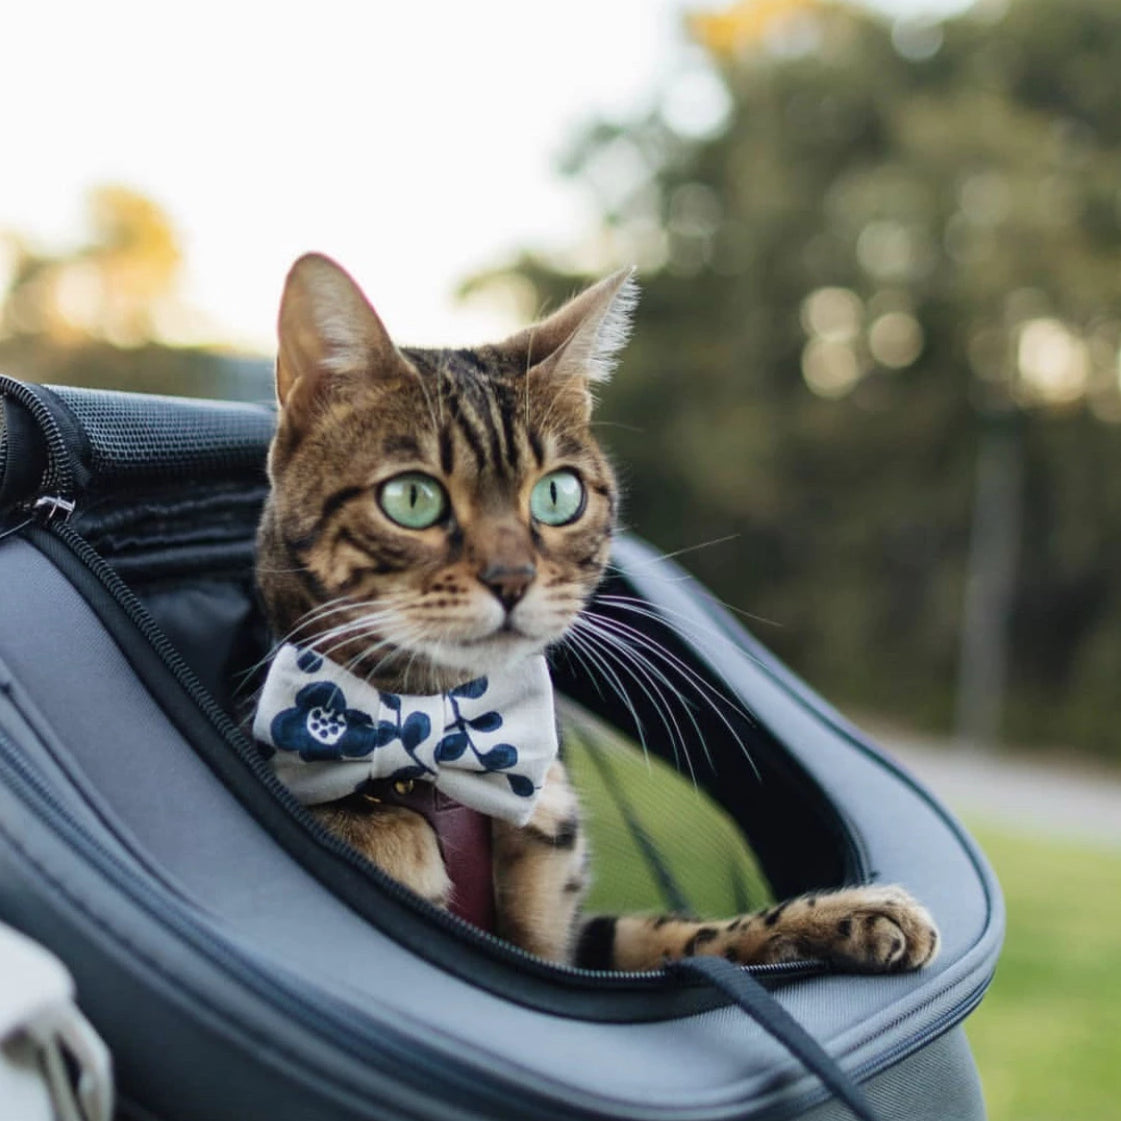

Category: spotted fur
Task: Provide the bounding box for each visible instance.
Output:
[257,253,940,974]
[577,887,939,973]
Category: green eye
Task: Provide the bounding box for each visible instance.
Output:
[379,473,447,529]
[530,470,585,526]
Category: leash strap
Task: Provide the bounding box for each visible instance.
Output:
[668,956,883,1121]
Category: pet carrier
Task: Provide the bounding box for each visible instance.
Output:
[0,376,1002,1120]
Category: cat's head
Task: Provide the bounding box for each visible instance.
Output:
[257,253,636,691]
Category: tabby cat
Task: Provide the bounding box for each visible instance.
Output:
[254,253,939,973]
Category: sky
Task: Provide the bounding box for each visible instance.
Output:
[1,0,977,354]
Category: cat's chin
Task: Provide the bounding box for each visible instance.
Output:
[414,631,551,682]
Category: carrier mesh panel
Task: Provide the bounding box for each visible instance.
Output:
[561,698,772,918]
[49,385,275,485]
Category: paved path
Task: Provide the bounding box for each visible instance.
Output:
[866,723,1121,849]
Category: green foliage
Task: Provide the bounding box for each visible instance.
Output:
[484,0,1121,758]
[966,824,1121,1121]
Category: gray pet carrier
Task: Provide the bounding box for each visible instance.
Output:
[0,375,1003,1120]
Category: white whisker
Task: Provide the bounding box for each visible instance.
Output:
[608,535,740,571]
[572,616,698,784]
[564,625,654,763]
[581,606,760,781]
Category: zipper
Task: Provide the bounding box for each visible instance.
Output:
[0,380,996,1098]
[0,727,491,1095]
[777,976,993,1118]
[0,377,79,501]
[0,721,994,1121]
[26,517,825,993]
[851,978,991,1080]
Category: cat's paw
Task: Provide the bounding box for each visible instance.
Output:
[757,886,940,973]
[606,885,939,973]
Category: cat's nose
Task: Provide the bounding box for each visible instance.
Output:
[478,562,536,611]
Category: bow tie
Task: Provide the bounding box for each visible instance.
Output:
[253,644,558,826]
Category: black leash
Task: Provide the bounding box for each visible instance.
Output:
[668,955,883,1121]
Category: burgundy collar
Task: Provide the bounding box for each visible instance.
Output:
[349,779,495,933]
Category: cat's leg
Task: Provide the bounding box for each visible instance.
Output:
[492,761,590,963]
[312,803,452,909]
[577,886,939,973]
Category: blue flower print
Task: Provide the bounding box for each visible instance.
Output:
[271,681,389,761]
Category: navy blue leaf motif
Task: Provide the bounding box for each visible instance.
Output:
[434,732,469,762]
[374,720,399,747]
[400,711,431,752]
[296,648,324,673]
[506,773,535,798]
[477,743,518,771]
[468,711,502,733]
[380,692,402,711]
[449,678,488,700]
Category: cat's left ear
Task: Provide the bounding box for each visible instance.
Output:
[502,268,638,389]
[275,253,403,432]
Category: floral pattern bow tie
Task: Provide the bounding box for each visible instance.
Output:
[253,644,558,825]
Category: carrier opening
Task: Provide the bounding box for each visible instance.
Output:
[95,514,859,938]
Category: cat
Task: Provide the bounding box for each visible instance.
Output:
[253,252,940,973]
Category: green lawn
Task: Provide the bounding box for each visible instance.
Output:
[965,824,1121,1121]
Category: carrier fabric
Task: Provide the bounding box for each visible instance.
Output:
[0,380,1002,1121]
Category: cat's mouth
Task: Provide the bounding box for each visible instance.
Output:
[461,620,527,646]
[407,624,548,680]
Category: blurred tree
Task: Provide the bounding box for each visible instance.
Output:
[0,186,270,400]
[468,0,1121,758]
[2,185,181,346]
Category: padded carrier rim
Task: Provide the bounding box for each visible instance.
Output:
[0,379,1002,1120]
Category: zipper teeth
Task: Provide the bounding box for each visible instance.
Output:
[0,717,990,1121]
[779,977,993,1118]
[852,979,991,1079]
[0,730,483,1084]
[0,377,76,498]
[44,521,821,988]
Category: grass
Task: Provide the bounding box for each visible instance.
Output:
[965,824,1121,1121]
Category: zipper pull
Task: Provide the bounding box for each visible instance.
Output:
[32,495,77,523]
[0,495,77,546]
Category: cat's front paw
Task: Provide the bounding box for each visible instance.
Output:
[760,885,940,973]
[604,885,939,973]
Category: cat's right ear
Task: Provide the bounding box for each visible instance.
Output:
[276,253,400,430]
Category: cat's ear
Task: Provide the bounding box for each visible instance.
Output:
[276,253,402,426]
[505,267,638,385]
